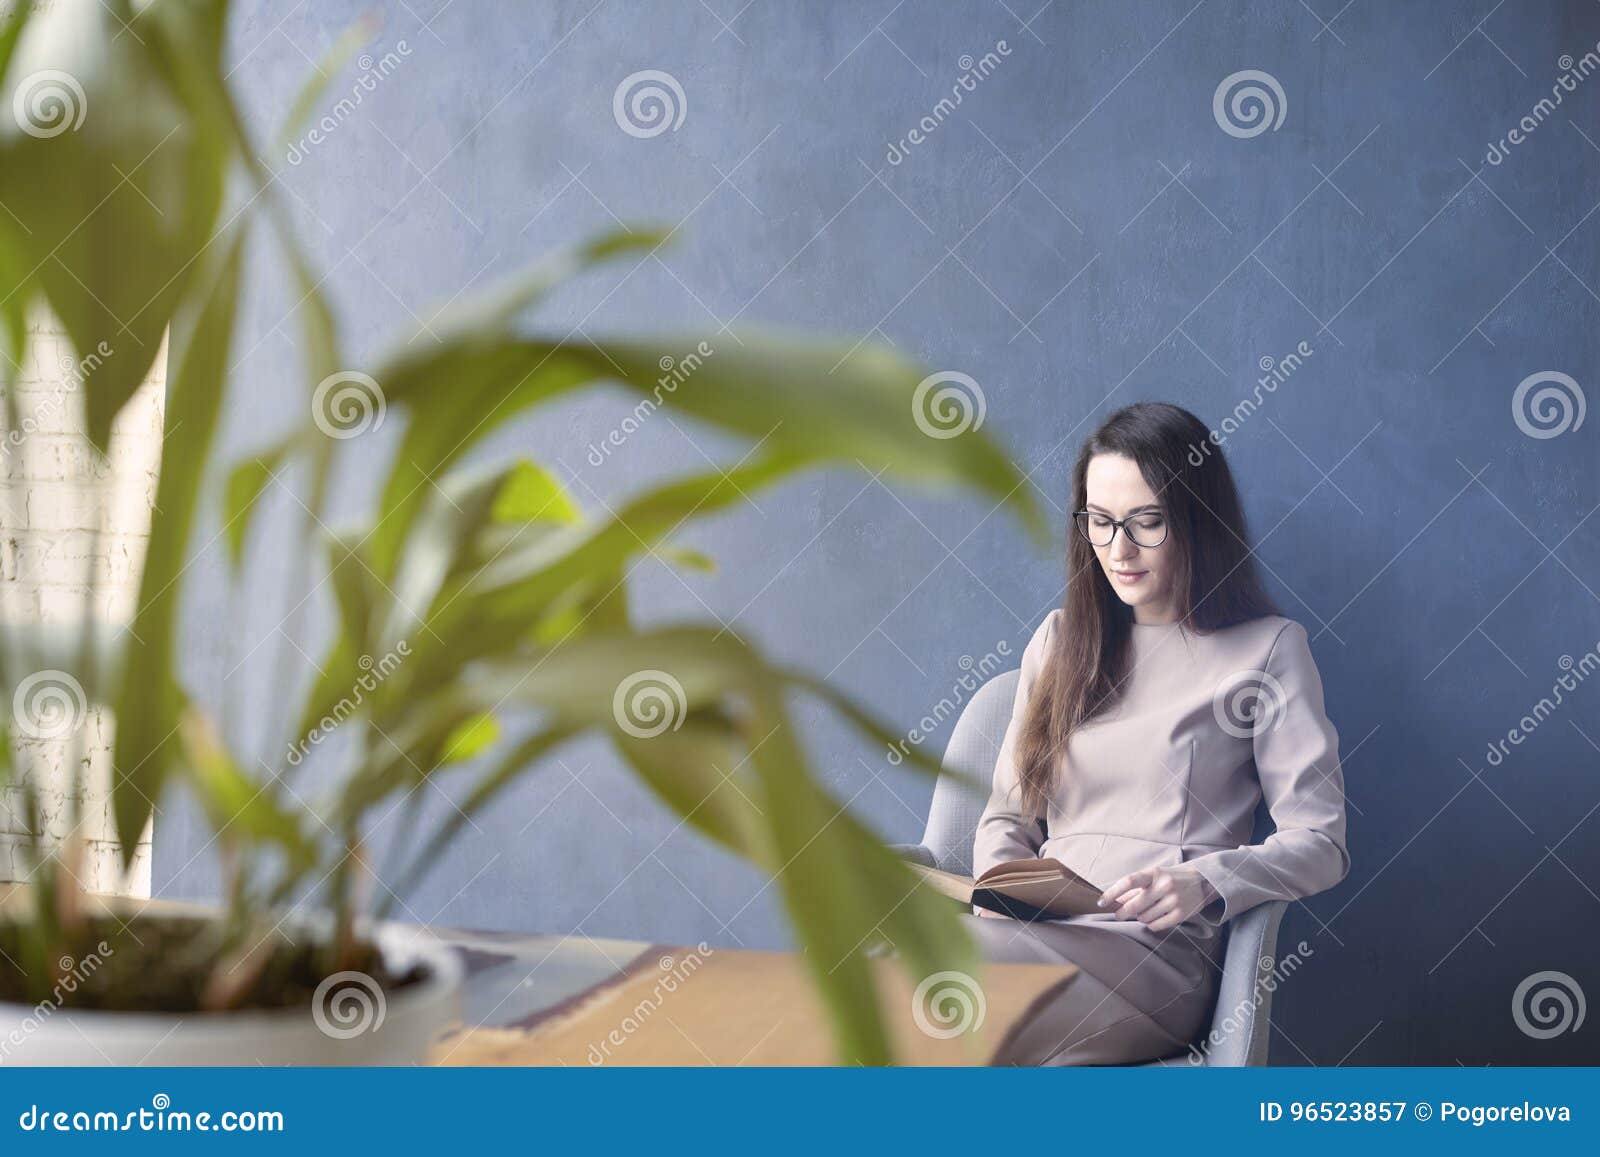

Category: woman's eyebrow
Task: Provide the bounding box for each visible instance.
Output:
[1084,503,1161,515]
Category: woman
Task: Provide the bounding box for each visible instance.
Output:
[968,401,1349,1065]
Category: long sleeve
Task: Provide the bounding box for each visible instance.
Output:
[972,611,1057,876]
[1187,620,1351,924]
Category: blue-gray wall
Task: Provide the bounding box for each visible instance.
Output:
[160,0,1600,1065]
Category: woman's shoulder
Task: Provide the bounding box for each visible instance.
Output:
[1011,608,1061,665]
[1206,613,1309,658]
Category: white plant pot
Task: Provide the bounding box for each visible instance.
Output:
[0,912,464,1066]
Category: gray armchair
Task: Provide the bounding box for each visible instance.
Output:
[893,668,1288,1067]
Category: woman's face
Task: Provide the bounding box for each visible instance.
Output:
[1081,453,1178,623]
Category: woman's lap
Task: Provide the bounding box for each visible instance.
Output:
[961,912,1218,1066]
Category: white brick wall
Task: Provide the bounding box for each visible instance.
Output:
[0,309,164,896]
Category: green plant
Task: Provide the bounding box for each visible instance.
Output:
[0,0,1039,1063]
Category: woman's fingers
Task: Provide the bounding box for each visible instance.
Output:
[1115,883,1166,921]
[1099,867,1212,929]
[1137,892,1186,930]
[1099,870,1152,909]
[1132,896,1184,934]
[1115,871,1180,921]
[1144,906,1183,932]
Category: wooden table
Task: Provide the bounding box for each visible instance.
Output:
[0,885,1078,1065]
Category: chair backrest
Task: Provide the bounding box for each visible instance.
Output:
[923,668,1287,1067]
[1199,898,1286,1066]
[921,669,1020,875]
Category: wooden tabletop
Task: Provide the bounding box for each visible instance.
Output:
[0,884,1077,1065]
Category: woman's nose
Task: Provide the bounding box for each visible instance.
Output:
[1110,532,1138,561]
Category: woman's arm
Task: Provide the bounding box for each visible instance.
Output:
[1184,619,1351,924]
[971,610,1058,876]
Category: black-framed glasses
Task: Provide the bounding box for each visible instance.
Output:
[1072,510,1169,549]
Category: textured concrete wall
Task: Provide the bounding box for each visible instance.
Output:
[146,0,1600,1064]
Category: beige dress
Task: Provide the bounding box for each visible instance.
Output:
[970,610,1350,1065]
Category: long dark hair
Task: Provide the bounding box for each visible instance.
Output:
[1014,402,1279,816]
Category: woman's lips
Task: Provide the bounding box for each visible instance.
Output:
[1111,569,1148,586]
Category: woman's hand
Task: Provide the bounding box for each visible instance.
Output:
[1098,866,1218,932]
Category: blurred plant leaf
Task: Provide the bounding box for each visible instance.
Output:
[439,712,498,764]
[0,0,32,79]
[0,0,30,398]
[610,716,773,864]
[491,459,581,525]
[0,1,32,372]
[111,228,244,867]
[222,435,293,566]
[0,246,28,379]
[386,723,577,902]
[290,529,381,758]
[454,626,765,740]
[735,704,892,1064]
[387,226,671,352]
[326,530,379,660]
[566,333,1041,535]
[784,668,965,787]
[370,325,1039,581]
[353,226,668,579]
[389,632,782,897]
[294,457,581,746]
[401,455,805,698]
[370,348,600,579]
[393,458,580,639]
[450,626,976,1063]
[0,0,228,450]
[155,0,341,389]
[525,564,632,648]
[179,704,318,872]
[274,14,376,155]
[654,544,716,573]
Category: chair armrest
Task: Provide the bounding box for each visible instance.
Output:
[890,843,936,868]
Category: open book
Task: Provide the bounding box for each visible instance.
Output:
[911,858,1105,921]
